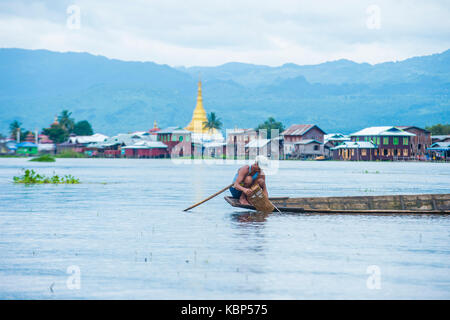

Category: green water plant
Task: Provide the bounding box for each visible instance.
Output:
[13,169,80,184]
[363,170,380,174]
[29,154,56,162]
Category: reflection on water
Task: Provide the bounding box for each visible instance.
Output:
[231,211,270,223]
[0,158,449,299]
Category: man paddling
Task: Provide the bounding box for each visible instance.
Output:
[230,156,269,205]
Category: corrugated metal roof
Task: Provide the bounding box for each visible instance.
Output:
[325,133,350,141]
[68,133,108,144]
[282,124,314,136]
[245,139,270,148]
[203,142,227,148]
[294,139,322,145]
[122,141,168,149]
[226,128,256,135]
[17,142,37,147]
[432,135,450,140]
[430,141,450,148]
[92,133,140,147]
[350,126,415,137]
[158,127,191,134]
[332,141,377,149]
[191,132,224,144]
[397,126,430,133]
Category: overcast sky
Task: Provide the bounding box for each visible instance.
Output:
[0,0,449,66]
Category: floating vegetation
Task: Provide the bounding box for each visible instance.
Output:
[13,169,80,184]
[29,154,56,162]
[363,170,380,174]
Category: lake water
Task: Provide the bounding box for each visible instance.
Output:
[0,158,449,299]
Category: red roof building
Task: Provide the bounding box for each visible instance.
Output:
[25,132,35,143]
[38,134,54,144]
[149,120,161,135]
[397,126,431,158]
[282,124,326,157]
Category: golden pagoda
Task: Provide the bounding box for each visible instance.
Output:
[185,80,220,135]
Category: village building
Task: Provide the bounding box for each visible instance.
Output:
[149,120,161,136]
[293,139,329,159]
[37,134,55,154]
[56,141,81,154]
[427,142,450,161]
[184,80,224,144]
[226,128,258,158]
[203,141,227,158]
[157,127,192,157]
[324,133,350,147]
[245,137,283,160]
[0,142,7,154]
[397,126,431,159]
[7,141,18,154]
[58,133,109,154]
[16,142,38,156]
[349,126,415,160]
[245,139,270,158]
[122,140,168,158]
[282,124,326,159]
[0,139,15,155]
[332,141,378,161]
[86,133,143,157]
[25,132,36,143]
[431,135,450,143]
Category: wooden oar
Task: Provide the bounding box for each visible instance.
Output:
[183,183,234,212]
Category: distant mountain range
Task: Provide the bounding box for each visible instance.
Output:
[0,48,449,136]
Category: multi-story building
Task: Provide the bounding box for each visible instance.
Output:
[332,141,378,161]
[226,128,258,158]
[324,133,350,147]
[157,127,192,157]
[350,126,415,160]
[397,126,431,158]
[282,124,326,158]
[431,135,450,143]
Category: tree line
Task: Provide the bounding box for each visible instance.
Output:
[7,110,93,143]
[204,112,285,139]
[3,111,283,143]
[425,124,450,135]
[3,113,447,143]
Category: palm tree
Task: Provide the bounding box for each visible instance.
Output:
[58,110,75,133]
[203,112,223,132]
[9,120,21,138]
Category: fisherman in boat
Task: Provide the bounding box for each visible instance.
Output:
[230,155,269,205]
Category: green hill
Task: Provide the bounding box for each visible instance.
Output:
[0,48,449,135]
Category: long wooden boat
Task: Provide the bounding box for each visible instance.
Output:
[224,193,450,214]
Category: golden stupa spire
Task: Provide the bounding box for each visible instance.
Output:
[185,78,218,134]
[153,120,158,129]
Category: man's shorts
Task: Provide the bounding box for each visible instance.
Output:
[229,186,242,199]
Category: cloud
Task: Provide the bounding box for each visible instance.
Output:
[0,0,449,66]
